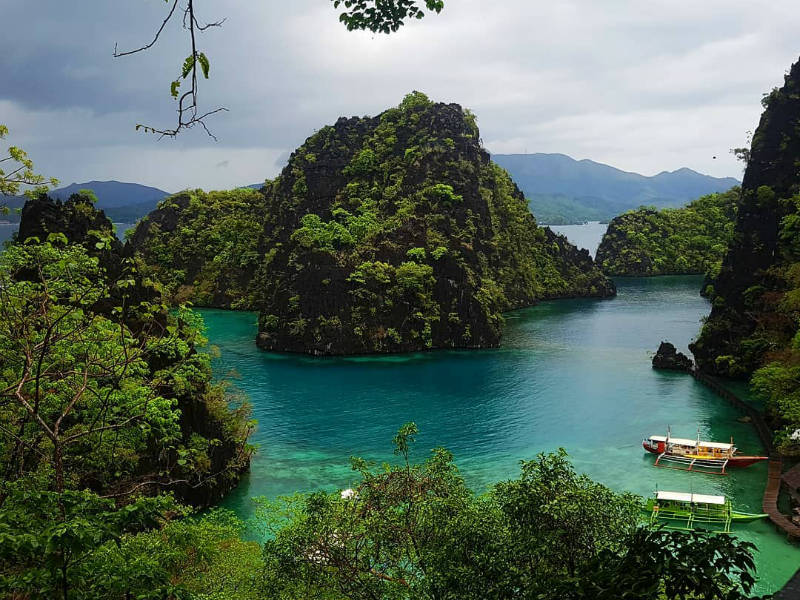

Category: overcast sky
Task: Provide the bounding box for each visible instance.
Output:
[2,0,799,192]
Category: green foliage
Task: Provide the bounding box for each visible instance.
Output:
[0,124,58,204]
[0,482,181,599]
[258,425,762,600]
[596,187,740,276]
[752,360,800,454]
[0,203,256,598]
[86,509,263,600]
[334,1,445,33]
[0,239,253,494]
[132,188,266,309]
[423,182,462,205]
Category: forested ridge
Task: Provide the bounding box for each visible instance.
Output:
[595,187,739,277]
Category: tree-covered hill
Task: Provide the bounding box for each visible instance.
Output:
[249,93,615,355]
[130,187,266,309]
[690,56,800,454]
[3,193,254,506]
[595,187,739,277]
[492,153,739,224]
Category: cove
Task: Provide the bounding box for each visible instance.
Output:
[201,275,799,594]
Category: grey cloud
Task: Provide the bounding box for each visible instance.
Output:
[2,0,800,188]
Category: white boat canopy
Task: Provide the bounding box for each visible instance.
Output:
[648,435,734,450]
[656,491,726,505]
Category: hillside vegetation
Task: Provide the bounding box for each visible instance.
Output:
[595,187,739,277]
[691,57,800,454]
[130,187,266,308]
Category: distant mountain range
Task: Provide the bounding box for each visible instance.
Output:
[492,153,740,224]
[1,159,739,230]
[1,181,170,224]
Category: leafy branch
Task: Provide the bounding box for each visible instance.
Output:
[113,0,227,140]
[0,125,58,211]
[114,1,445,139]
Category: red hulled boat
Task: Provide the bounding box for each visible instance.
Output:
[642,429,767,474]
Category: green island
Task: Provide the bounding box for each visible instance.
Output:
[595,187,739,277]
[4,2,800,598]
[132,93,613,355]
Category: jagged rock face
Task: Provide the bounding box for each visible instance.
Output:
[691,57,800,376]
[18,193,119,249]
[652,342,693,372]
[252,94,614,355]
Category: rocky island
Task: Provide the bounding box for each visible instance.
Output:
[251,94,613,354]
[132,93,615,355]
[595,187,739,277]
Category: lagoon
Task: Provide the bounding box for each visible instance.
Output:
[201,275,798,594]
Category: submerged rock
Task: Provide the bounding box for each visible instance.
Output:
[652,341,693,371]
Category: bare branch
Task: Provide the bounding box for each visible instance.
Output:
[113,0,180,58]
[121,0,227,139]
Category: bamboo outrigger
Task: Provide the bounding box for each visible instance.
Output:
[645,491,767,533]
[642,427,767,475]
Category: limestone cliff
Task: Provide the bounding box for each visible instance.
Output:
[251,93,615,355]
[690,58,800,377]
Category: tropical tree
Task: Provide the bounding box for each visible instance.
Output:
[257,424,763,600]
[0,125,57,211]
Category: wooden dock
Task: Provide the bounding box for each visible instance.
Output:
[690,370,800,540]
[763,457,800,540]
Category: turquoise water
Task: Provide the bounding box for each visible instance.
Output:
[201,276,799,593]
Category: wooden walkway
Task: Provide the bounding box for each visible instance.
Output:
[763,457,800,540]
[690,370,800,540]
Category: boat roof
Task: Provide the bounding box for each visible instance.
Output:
[648,435,733,450]
[656,491,726,505]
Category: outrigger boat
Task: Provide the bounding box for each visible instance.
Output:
[642,428,767,474]
[645,490,767,533]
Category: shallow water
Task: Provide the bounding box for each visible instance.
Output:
[202,275,799,593]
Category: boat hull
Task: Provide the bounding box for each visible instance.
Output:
[642,498,769,523]
[641,441,766,468]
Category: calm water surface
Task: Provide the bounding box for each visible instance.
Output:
[201,276,798,593]
[548,221,608,257]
